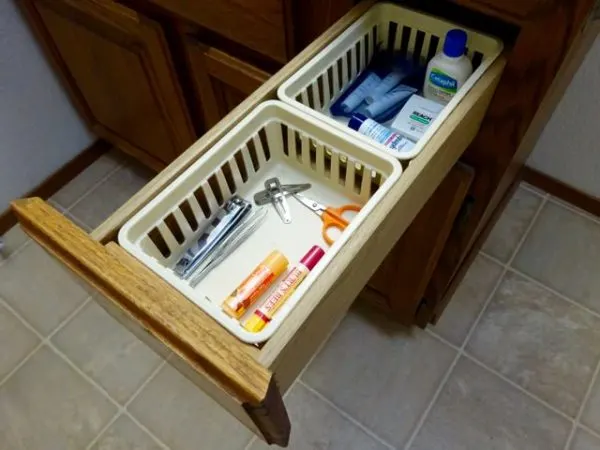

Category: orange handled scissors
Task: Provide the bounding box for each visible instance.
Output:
[294,193,362,246]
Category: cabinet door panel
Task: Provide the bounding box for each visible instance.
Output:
[185,43,271,128]
[23,0,195,168]
[364,164,474,326]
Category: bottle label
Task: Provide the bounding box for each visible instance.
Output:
[358,119,412,153]
[429,69,458,102]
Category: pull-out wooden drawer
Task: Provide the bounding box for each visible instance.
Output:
[11,2,505,446]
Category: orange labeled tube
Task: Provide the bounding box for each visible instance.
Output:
[222,250,288,319]
[244,246,325,332]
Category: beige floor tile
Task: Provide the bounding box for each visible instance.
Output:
[482,186,544,262]
[0,302,39,379]
[581,374,600,434]
[433,255,504,346]
[410,357,571,450]
[90,414,164,450]
[66,211,92,232]
[0,346,117,450]
[250,383,390,450]
[302,304,456,448]
[51,152,123,210]
[0,243,89,335]
[466,271,600,417]
[70,163,154,229]
[0,224,29,259]
[129,363,252,450]
[52,302,163,404]
[570,428,600,450]
[513,201,600,314]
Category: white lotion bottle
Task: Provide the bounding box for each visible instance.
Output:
[423,29,473,105]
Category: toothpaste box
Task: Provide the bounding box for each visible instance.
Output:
[391,95,444,142]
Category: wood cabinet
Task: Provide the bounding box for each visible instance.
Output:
[20,0,196,170]
[185,43,271,128]
[363,163,474,326]
[19,0,350,169]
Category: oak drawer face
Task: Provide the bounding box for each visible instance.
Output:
[147,0,289,63]
[11,2,505,446]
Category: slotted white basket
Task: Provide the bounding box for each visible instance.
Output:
[118,101,402,344]
[278,2,503,160]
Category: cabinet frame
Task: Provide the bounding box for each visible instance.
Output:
[19,0,196,170]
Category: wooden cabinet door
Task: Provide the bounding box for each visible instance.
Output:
[20,0,196,169]
[185,43,271,128]
[363,164,474,326]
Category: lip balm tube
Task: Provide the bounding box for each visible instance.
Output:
[244,246,325,333]
[222,251,288,319]
[340,72,382,113]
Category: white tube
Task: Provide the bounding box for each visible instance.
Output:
[365,86,416,119]
[340,72,382,113]
[365,72,403,104]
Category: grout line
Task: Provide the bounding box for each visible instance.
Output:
[47,297,93,339]
[0,234,33,270]
[402,350,461,450]
[0,296,91,388]
[404,186,547,447]
[62,163,124,213]
[479,250,600,324]
[520,181,551,199]
[578,422,600,441]
[0,341,44,387]
[403,261,509,449]
[243,436,257,450]
[84,358,169,450]
[0,294,170,450]
[505,195,548,268]
[299,380,396,450]
[478,250,507,268]
[563,355,600,450]
[124,359,167,408]
[0,160,123,268]
[547,195,600,227]
[504,266,600,320]
[85,411,121,450]
[47,344,171,450]
[461,352,575,423]
[122,411,170,450]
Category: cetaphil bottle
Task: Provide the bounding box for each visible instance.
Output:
[423,29,473,105]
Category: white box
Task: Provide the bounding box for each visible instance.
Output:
[391,95,445,142]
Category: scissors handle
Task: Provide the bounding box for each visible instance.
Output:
[321,204,362,245]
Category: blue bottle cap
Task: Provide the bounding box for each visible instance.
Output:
[348,113,368,131]
[443,29,468,58]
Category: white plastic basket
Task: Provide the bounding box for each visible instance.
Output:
[118,101,402,344]
[278,2,503,160]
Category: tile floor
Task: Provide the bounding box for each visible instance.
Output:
[2,153,600,449]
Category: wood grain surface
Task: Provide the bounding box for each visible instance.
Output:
[21,0,196,169]
[11,198,274,405]
[425,0,596,318]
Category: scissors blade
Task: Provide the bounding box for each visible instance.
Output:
[293,193,324,214]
